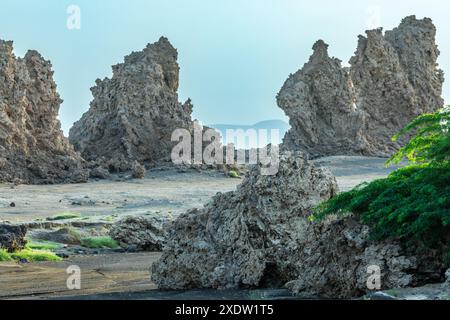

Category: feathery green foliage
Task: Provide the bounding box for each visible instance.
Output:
[314,107,450,259]
[387,106,450,165]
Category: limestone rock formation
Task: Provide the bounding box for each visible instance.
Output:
[284,217,444,298]
[110,215,168,251]
[151,152,340,289]
[152,151,444,297]
[278,40,369,157]
[0,40,88,184]
[0,223,27,252]
[278,16,444,158]
[69,37,197,171]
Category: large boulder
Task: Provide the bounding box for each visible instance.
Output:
[0,223,27,252]
[278,16,444,158]
[110,216,168,251]
[0,40,88,184]
[151,152,445,298]
[151,152,339,289]
[69,37,201,171]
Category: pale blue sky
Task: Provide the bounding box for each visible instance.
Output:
[1,0,449,134]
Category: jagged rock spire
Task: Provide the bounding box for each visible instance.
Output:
[278,16,444,158]
[0,40,88,184]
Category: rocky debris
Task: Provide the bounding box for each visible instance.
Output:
[69,37,201,172]
[151,151,445,297]
[0,223,27,252]
[278,16,444,158]
[0,40,89,184]
[131,161,146,179]
[89,166,111,180]
[31,227,81,245]
[110,215,168,251]
[68,196,96,206]
[151,151,339,290]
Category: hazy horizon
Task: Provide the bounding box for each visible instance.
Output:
[1,0,449,135]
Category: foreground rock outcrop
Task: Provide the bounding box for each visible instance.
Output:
[152,152,338,290]
[0,40,88,184]
[152,152,445,298]
[278,16,444,158]
[0,223,27,252]
[69,37,200,172]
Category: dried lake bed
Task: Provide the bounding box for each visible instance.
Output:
[0,157,400,299]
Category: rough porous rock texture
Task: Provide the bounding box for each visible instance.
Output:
[110,216,168,251]
[0,223,27,252]
[152,152,339,290]
[152,152,444,297]
[0,40,88,184]
[69,37,198,171]
[284,217,444,298]
[278,16,444,158]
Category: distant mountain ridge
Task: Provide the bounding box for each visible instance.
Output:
[208,120,290,149]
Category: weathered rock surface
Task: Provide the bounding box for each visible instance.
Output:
[284,217,444,298]
[69,37,198,171]
[0,223,27,252]
[152,151,445,297]
[278,16,444,158]
[151,152,339,289]
[0,40,88,184]
[110,216,168,251]
[131,161,146,179]
[32,227,81,245]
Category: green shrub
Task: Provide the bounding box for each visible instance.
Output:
[81,236,118,249]
[314,107,450,260]
[228,170,240,179]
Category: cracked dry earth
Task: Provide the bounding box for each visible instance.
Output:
[0,157,399,299]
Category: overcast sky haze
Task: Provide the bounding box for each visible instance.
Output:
[1,0,449,134]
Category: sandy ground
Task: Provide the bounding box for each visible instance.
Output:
[0,156,398,224]
[0,168,240,224]
[0,156,400,299]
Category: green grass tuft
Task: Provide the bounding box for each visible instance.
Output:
[80,236,118,249]
[26,240,63,251]
[47,212,81,221]
[0,249,13,262]
[9,249,62,262]
[228,170,240,179]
